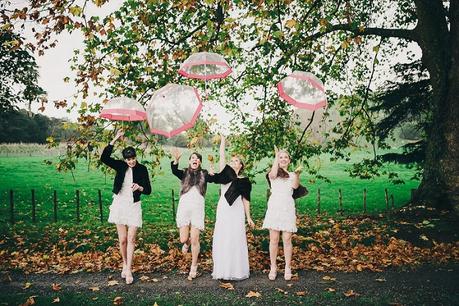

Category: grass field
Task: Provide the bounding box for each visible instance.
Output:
[0,144,420,227]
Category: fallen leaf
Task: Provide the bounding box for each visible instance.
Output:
[322,276,336,281]
[420,235,429,241]
[21,296,36,306]
[325,288,336,292]
[108,280,119,286]
[52,297,60,303]
[343,290,360,297]
[152,278,159,282]
[296,291,306,296]
[246,291,261,298]
[88,286,100,292]
[219,282,234,290]
[287,284,293,288]
[52,283,61,291]
[275,288,287,295]
[23,282,32,289]
[92,297,98,301]
[139,275,150,282]
[375,278,386,282]
[113,296,123,305]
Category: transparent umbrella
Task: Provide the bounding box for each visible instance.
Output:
[99,96,147,121]
[277,71,327,110]
[145,84,203,138]
[178,52,232,80]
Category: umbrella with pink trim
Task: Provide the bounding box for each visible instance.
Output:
[99,96,147,121]
[178,52,232,80]
[145,84,203,138]
[277,71,327,111]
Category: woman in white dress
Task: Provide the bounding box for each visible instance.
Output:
[262,147,300,281]
[170,148,215,279]
[100,130,152,284]
[211,135,255,280]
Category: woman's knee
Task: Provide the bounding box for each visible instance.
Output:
[119,236,128,246]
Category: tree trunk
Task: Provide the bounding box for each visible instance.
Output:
[413,0,459,212]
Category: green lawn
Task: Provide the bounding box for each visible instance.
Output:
[0,147,419,226]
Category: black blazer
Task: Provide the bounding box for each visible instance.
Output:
[100,144,151,202]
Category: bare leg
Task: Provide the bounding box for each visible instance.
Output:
[179,225,190,253]
[188,227,200,278]
[269,229,280,280]
[282,231,293,280]
[116,225,128,278]
[125,226,137,284]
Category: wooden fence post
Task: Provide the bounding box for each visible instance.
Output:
[31,189,36,223]
[171,189,176,220]
[53,190,58,222]
[363,188,367,214]
[9,189,14,224]
[76,190,80,223]
[338,188,343,215]
[316,188,321,215]
[384,188,389,211]
[98,189,103,222]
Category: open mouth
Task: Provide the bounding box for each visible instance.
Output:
[192,162,198,167]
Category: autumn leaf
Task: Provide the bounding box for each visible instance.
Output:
[246,291,261,298]
[88,286,100,291]
[113,296,123,305]
[343,290,360,297]
[420,235,429,241]
[325,288,336,292]
[285,19,297,29]
[322,276,336,281]
[23,282,32,289]
[139,275,150,282]
[152,278,159,282]
[219,282,234,290]
[21,296,37,306]
[52,283,61,291]
[275,288,288,295]
[296,291,306,296]
[108,280,119,286]
[375,278,386,282]
[52,297,60,303]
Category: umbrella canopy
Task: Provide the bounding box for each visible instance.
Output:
[145,84,203,138]
[99,96,147,121]
[277,71,327,111]
[178,52,232,80]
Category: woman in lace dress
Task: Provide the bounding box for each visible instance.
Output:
[262,147,300,281]
[170,148,215,279]
[100,130,151,284]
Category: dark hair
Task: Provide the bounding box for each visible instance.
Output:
[189,152,202,162]
[122,146,136,159]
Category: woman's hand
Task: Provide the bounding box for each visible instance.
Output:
[171,147,182,163]
[110,129,124,145]
[132,183,143,192]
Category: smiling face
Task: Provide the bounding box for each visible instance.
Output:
[229,155,244,174]
[125,157,137,168]
[189,153,202,170]
[278,151,290,169]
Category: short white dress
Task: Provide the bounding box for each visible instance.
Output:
[212,182,250,280]
[176,186,205,231]
[108,167,143,228]
[262,172,297,233]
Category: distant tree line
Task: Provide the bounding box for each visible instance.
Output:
[0,108,79,143]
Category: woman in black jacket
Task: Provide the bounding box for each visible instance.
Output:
[100,130,151,284]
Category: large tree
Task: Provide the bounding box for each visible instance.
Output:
[2,0,457,211]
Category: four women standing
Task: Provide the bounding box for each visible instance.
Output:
[101,132,305,282]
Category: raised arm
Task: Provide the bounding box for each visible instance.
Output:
[170,147,184,180]
[268,146,279,180]
[100,130,124,169]
[292,165,302,189]
[219,135,226,171]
